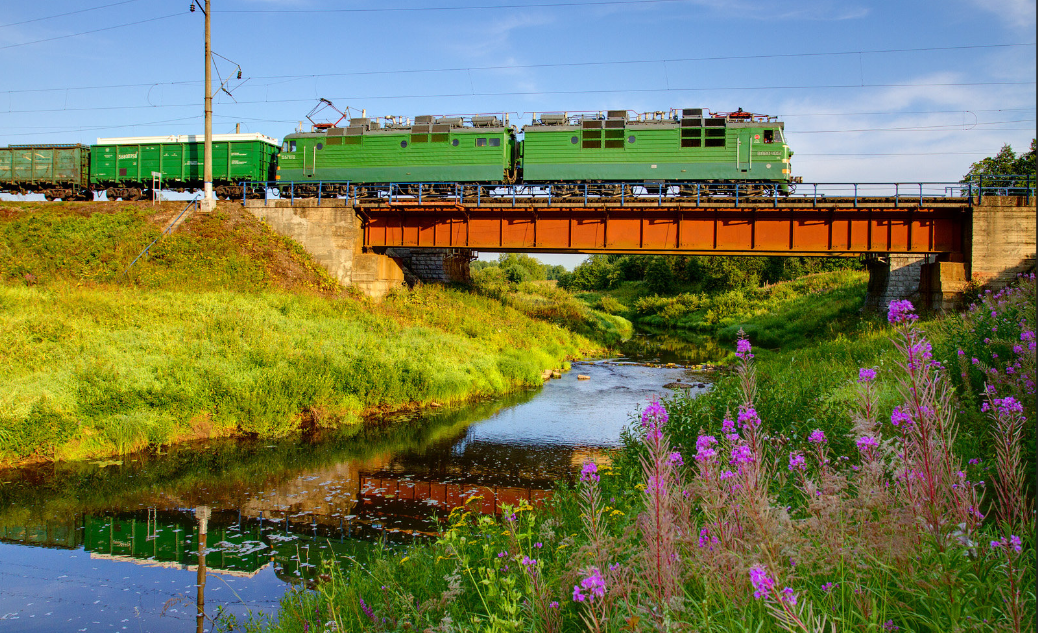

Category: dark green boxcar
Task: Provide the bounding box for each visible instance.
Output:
[521,109,793,184]
[0,144,91,199]
[91,134,279,196]
[277,115,516,184]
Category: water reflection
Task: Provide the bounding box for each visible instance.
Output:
[0,356,707,631]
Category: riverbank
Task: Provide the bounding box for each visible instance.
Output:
[253,275,1035,633]
[0,202,599,465]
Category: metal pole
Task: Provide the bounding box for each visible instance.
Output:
[201,0,214,212]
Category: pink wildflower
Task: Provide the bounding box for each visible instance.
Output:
[887,299,918,324]
[749,566,775,599]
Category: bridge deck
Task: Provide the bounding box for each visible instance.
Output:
[359,198,969,255]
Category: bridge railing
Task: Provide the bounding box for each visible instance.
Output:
[956,174,1034,204]
[240,178,1032,207]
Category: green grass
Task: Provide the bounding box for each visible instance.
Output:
[470,272,634,344]
[0,202,595,464]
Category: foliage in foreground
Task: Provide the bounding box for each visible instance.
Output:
[252,298,1035,633]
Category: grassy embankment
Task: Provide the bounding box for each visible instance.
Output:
[251,274,1035,633]
[470,268,634,345]
[0,202,598,465]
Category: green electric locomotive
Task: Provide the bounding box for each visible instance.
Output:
[274,106,794,198]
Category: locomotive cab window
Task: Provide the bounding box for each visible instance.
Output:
[489,138,501,147]
[763,130,774,144]
[476,138,488,147]
[289,141,297,152]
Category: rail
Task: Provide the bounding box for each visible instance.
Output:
[122,198,199,276]
[241,174,1033,208]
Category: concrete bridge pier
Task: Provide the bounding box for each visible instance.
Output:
[243,200,473,296]
[864,198,1035,312]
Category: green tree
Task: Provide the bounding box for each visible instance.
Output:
[962,139,1036,191]
[496,253,546,281]
[644,257,676,294]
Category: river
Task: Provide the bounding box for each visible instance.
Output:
[0,337,717,632]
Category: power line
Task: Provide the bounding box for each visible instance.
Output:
[214,0,727,14]
[0,12,184,50]
[3,81,1035,114]
[794,119,1035,133]
[2,42,1034,94]
[0,1,143,29]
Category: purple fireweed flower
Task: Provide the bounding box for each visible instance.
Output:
[498,551,508,558]
[884,620,900,631]
[1010,535,1023,552]
[890,406,913,428]
[1022,330,1036,342]
[737,407,761,430]
[991,540,1003,549]
[580,461,600,484]
[669,451,684,466]
[730,444,754,465]
[534,542,543,548]
[887,299,918,324]
[521,556,537,568]
[856,436,879,452]
[572,567,606,603]
[808,429,827,444]
[781,587,797,606]
[957,349,965,356]
[722,415,736,435]
[641,401,668,428]
[736,338,754,359]
[788,452,806,471]
[858,367,877,383]
[548,601,559,609]
[820,581,837,593]
[993,397,1024,416]
[359,598,376,622]
[749,566,775,600]
[695,435,717,462]
[720,469,736,480]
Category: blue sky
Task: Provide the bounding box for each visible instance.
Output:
[1,0,1034,266]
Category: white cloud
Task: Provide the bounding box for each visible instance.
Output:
[963,0,1036,28]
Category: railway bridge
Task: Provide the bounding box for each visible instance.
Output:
[242,181,1036,310]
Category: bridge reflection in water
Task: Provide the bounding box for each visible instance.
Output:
[1,442,610,583]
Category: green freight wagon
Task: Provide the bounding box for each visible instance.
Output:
[0,144,91,200]
[521,109,793,192]
[91,133,279,200]
[277,114,516,194]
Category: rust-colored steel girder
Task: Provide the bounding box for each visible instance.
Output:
[360,201,968,255]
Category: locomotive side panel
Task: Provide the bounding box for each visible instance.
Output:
[278,122,514,184]
[522,112,791,184]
